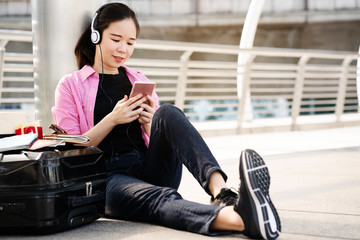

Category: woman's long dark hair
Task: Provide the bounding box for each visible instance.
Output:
[74,3,140,69]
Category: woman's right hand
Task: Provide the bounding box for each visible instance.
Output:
[109,94,146,125]
[82,94,146,147]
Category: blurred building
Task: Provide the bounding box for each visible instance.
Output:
[1,0,360,51]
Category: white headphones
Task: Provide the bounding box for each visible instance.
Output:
[91,3,112,44]
[90,11,101,44]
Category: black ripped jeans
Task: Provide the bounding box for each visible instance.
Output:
[105,104,227,235]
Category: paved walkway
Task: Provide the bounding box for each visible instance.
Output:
[3,126,360,240]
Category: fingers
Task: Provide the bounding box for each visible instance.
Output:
[147,95,155,108]
[138,114,152,125]
[128,109,143,122]
[139,96,155,111]
[128,94,143,104]
[119,95,128,103]
[127,105,144,118]
[110,95,145,125]
[139,109,151,119]
[120,107,143,125]
[139,99,155,125]
[112,94,153,125]
[128,94,149,110]
[139,106,154,120]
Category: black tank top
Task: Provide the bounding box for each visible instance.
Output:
[94,67,147,156]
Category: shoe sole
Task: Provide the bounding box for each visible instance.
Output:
[241,149,281,240]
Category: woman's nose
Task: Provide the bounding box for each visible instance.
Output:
[117,42,126,53]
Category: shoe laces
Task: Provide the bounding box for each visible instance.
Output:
[214,187,238,205]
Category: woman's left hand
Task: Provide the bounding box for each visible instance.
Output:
[138,95,155,135]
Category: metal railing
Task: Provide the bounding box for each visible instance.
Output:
[130,39,360,132]
[0,29,34,110]
[0,29,359,134]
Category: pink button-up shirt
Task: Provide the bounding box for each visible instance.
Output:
[51,65,159,147]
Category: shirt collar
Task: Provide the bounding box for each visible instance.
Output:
[79,65,97,82]
[78,65,138,82]
[121,65,135,75]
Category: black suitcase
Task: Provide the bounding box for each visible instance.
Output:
[0,144,106,234]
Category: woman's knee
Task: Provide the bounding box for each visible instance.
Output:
[154,103,185,120]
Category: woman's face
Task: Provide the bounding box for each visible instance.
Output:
[94,18,137,74]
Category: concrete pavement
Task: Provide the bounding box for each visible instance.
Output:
[2,126,360,240]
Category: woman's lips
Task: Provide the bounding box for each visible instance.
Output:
[113,56,124,62]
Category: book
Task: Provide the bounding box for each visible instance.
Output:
[29,139,63,150]
[43,134,89,144]
[0,133,38,152]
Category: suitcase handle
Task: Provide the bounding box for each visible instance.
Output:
[68,192,105,207]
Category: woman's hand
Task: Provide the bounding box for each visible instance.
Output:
[82,94,147,147]
[109,94,147,126]
[138,95,155,136]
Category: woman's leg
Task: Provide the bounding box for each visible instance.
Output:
[142,103,227,197]
[104,144,226,235]
[106,104,239,235]
[106,173,225,235]
[106,109,281,238]
[208,170,228,200]
[210,206,244,232]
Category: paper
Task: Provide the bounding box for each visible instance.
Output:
[0,133,38,152]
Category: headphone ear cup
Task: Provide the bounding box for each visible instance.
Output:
[91,30,101,44]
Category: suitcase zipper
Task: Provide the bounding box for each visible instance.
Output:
[0,179,105,197]
[86,182,92,196]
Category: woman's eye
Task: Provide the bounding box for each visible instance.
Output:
[112,39,119,42]
[127,42,134,46]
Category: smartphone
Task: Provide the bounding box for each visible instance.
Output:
[129,81,156,105]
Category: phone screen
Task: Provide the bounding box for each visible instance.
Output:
[129,81,156,104]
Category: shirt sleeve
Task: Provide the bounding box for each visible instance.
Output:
[51,76,82,135]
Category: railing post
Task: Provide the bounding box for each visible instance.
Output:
[236,0,266,132]
[175,50,192,111]
[237,54,255,134]
[357,45,360,113]
[0,40,9,105]
[291,55,310,130]
[335,57,353,123]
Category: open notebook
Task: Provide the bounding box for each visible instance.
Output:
[0,133,38,152]
[0,134,89,153]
